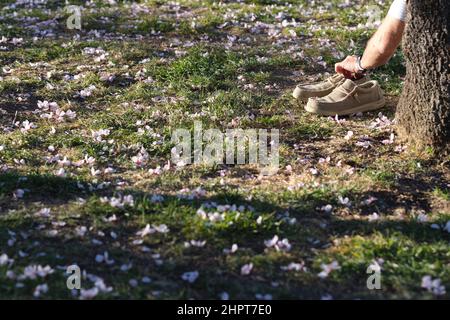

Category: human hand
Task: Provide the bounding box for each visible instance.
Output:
[335,55,362,78]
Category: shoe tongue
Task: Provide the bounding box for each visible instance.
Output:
[340,79,357,91]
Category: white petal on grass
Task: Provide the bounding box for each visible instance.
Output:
[0,253,13,266]
[255,293,272,300]
[153,224,169,233]
[181,271,199,283]
[416,213,428,223]
[95,252,114,265]
[187,240,206,248]
[141,276,152,284]
[264,235,279,248]
[241,263,253,276]
[368,212,380,222]
[128,279,138,287]
[120,263,132,272]
[223,243,238,254]
[20,265,54,280]
[131,147,149,168]
[80,287,99,300]
[421,275,446,296]
[136,224,153,237]
[35,208,51,218]
[361,196,378,206]
[318,261,340,279]
[100,195,134,209]
[256,216,263,224]
[55,168,66,177]
[320,204,333,213]
[220,292,229,300]
[95,254,104,263]
[444,221,450,233]
[281,262,307,272]
[33,284,49,298]
[264,235,291,252]
[13,189,25,199]
[76,226,87,237]
[338,196,351,207]
[344,131,354,140]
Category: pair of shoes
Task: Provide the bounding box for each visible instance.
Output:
[292,74,385,116]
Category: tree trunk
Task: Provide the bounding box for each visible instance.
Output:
[395,0,450,155]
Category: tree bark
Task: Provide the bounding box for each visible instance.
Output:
[395,0,450,155]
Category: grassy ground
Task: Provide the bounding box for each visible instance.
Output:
[0,0,449,299]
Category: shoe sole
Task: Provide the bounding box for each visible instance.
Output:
[304,97,386,116]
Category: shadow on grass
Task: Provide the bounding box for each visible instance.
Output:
[0,81,42,114]
[0,169,448,299]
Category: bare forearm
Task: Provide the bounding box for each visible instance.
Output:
[335,17,405,76]
[360,16,405,69]
[361,34,393,68]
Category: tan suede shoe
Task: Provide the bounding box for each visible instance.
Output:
[292,74,370,101]
[305,79,385,116]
